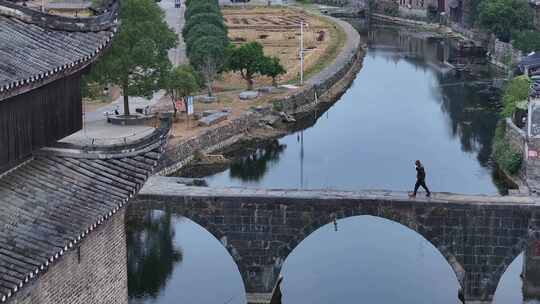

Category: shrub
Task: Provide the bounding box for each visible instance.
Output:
[501,75,531,117]
[493,122,523,175]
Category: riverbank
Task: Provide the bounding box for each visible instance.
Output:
[155,13,364,176]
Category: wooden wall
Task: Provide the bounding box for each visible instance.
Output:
[0,72,83,172]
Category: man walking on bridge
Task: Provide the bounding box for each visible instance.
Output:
[410,160,431,198]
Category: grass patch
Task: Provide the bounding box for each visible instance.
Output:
[493,121,523,175]
[289,17,347,84]
[501,75,531,117]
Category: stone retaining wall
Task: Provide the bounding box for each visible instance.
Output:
[489,39,522,69]
[506,118,527,155]
[157,15,364,175]
[157,114,257,175]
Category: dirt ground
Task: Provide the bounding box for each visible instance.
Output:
[217,6,337,91]
[165,6,345,142]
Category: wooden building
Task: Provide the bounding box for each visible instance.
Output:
[0,0,118,172]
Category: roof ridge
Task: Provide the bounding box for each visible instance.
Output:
[0,0,119,32]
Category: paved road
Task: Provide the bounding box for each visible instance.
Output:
[162,0,187,66]
[82,0,186,123]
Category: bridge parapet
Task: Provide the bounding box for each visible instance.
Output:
[131,177,540,303]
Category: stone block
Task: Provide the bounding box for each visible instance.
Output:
[198,112,229,127]
[258,86,277,93]
[198,96,219,103]
[239,91,259,100]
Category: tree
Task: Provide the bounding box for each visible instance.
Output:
[185,23,228,57]
[164,65,199,117]
[182,13,225,39]
[226,42,266,90]
[185,2,222,20]
[260,56,286,87]
[512,30,540,53]
[185,0,218,8]
[89,0,177,115]
[190,36,227,96]
[477,0,533,42]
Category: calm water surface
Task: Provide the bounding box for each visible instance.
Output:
[127,211,531,304]
[128,26,527,304]
[200,27,505,194]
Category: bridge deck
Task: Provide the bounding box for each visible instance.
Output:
[140,176,538,206]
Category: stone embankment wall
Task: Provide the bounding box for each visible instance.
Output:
[157,114,258,176]
[156,16,363,175]
[10,210,127,304]
[506,118,527,155]
[489,39,523,69]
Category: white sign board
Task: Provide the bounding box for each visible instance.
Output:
[187,96,194,115]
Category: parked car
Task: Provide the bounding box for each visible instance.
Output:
[175,0,181,7]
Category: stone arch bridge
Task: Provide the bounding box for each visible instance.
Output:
[131,176,540,304]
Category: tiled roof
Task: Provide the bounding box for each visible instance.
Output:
[0,0,118,100]
[0,127,168,302]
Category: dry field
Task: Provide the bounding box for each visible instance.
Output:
[216,6,342,91]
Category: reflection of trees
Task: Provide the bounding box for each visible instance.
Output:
[364,24,506,192]
[127,210,183,299]
[229,139,286,181]
[436,72,501,167]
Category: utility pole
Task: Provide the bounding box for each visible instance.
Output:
[299,21,304,86]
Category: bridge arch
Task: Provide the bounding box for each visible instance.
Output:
[131,185,539,303]
[281,212,465,290]
[277,215,463,303]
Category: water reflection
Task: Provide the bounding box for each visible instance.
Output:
[127,210,183,300]
[229,140,286,182]
[204,25,506,194]
[127,211,245,304]
[280,216,460,304]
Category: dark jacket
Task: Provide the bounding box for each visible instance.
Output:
[416,165,426,181]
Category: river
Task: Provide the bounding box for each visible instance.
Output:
[127,24,531,304]
[186,25,507,195]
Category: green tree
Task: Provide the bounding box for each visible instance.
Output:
[477,0,533,42]
[260,56,286,87]
[164,65,199,117]
[501,75,531,117]
[182,13,225,39]
[89,0,177,115]
[226,42,266,90]
[185,0,218,8]
[185,2,221,21]
[185,23,228,56]
[512,30,540,53]
[189,36,227,96]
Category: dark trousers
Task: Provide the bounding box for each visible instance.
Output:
[414,179,430,195]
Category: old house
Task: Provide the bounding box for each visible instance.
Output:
[0,1,169,304]
[0,0,116,172]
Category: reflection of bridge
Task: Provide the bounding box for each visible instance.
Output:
[132,177,540,304]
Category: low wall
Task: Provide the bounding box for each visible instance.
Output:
[157,15,364,175]
[10,210,127,304]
